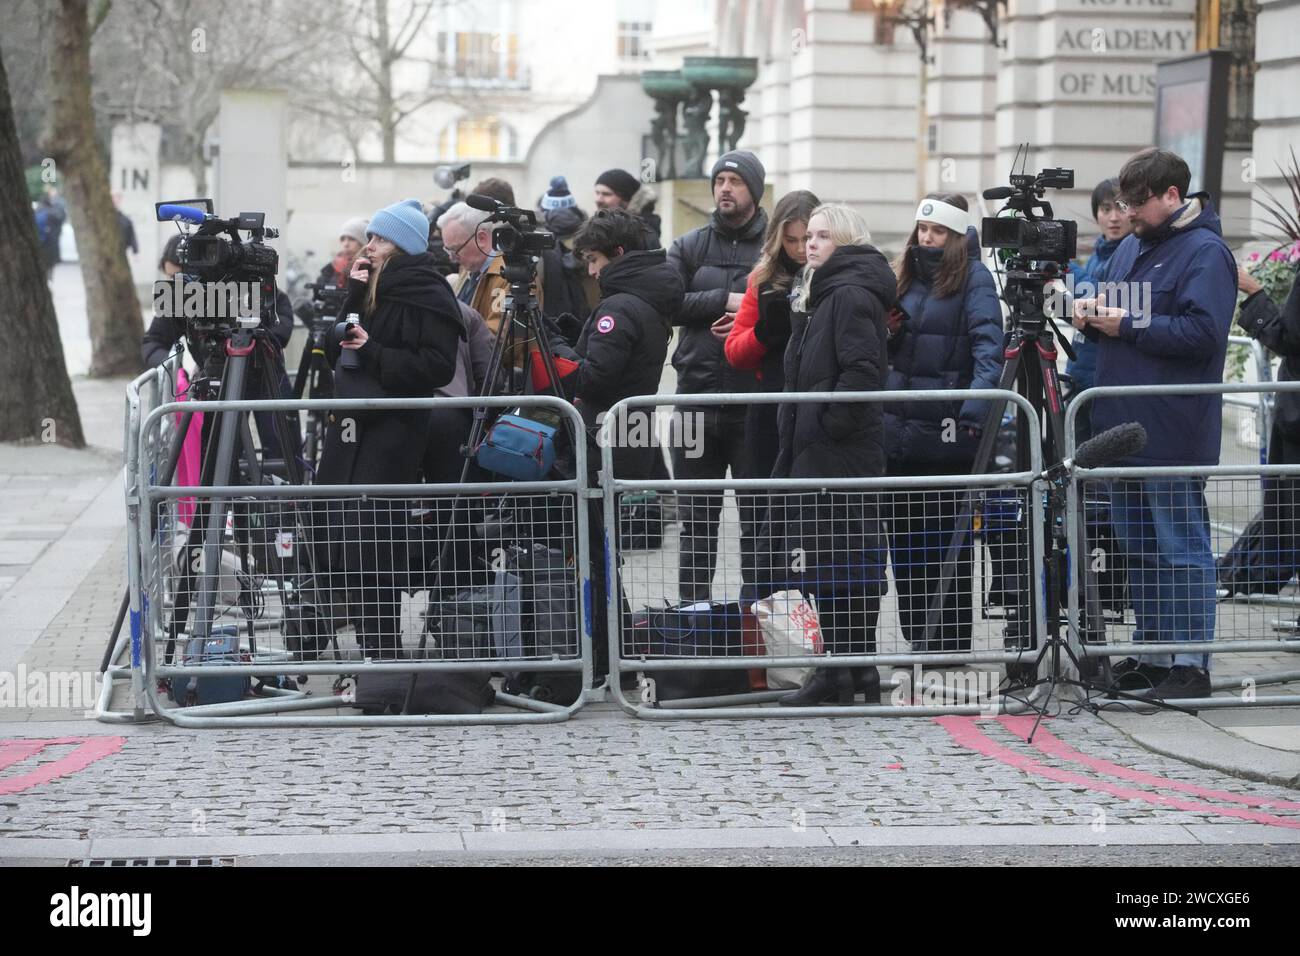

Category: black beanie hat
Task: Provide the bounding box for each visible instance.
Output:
[595,168,640,204]
[711,150,765,203]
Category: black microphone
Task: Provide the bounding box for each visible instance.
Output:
[465,193,500,212]
[1071,422,1147,470]
[982,186,1014,201]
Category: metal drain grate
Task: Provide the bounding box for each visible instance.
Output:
[69,857,235,867]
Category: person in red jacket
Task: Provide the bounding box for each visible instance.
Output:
[723,189,820,480]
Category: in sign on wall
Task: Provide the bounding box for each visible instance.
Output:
[110,123,163,285]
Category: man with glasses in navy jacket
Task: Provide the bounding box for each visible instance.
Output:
[1072,147,1237,701]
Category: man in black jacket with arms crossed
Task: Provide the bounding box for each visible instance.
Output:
[667,150,768,603]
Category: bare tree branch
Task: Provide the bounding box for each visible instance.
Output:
[89,0,113,36]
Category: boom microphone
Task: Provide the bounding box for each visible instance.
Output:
[158,203,207,224]
[1071,422,1147,470]
[982,186,1014,201]
[465,193,500,212]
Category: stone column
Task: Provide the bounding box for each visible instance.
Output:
[996,0,1199,222]
[788,0,921,249]
[926,8,998,199]
[215,89,288,253]
[1249,0,1300,241]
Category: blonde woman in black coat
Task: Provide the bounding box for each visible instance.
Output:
[765,203,896,706]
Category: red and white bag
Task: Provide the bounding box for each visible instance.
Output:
[752,590,824,689]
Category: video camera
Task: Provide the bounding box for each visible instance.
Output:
[303,281,349,323]
[979,151,1079,344]
[466,194,556,261]
[981,164,1077,269]
[434,162,472,193]
[157,200,279,284]
[156,200,282,373]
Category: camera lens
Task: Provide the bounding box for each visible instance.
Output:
[494,224,519,254]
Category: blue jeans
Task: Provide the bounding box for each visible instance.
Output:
[1108,478,1215,670]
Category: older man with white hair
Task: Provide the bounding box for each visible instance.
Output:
[437,201,547,352]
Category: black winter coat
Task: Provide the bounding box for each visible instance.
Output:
[666,208,766,401]
[759,248,894,598]
[774,245,895,480]
[761,245,896,598]
[574,249,683,479]
[1240,265,1300,441]
[316,252,463,487]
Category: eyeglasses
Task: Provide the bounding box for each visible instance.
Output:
[1116,193,1154,213]
[446,232,480,258]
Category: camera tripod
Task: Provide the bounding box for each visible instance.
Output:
[291,304,337,473]
[162,319,308,659]
[919,274,1191,735]
[398,248,579,712]
[914,272,1110,725]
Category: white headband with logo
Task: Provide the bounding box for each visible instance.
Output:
[914,198,968,235]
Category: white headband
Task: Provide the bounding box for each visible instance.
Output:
[914,198,968,235]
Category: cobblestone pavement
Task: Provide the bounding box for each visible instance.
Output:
[3,357,1299,856]
[2,706,1300,843]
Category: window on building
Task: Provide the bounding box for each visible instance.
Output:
[865,0,898,45]
[438,116,517,160]
[436,30,520,81]
[617,0,654,61]
[618,21,652,60]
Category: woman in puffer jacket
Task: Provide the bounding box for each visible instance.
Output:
[763,203,896,706]
[885,193,1003,653]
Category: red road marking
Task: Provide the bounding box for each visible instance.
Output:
[997,715,1300,812]
[935,717,1300,830]
[0,740,47,774]
[0,737,126,795]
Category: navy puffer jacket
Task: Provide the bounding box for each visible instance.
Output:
[884,229,1004,469]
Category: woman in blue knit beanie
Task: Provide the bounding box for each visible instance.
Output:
[311,198,465,658]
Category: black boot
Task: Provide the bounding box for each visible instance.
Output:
[853,666,881,705]
[779,668,854,706]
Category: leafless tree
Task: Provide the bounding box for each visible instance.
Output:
[41,0,141,377]
[0,42,85,445]
[90,0,336,194]
[298,0,485,163]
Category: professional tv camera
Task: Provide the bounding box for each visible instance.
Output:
[466,193,557,263]
[153,201,306,651]
[304,281,349,321]
[155,200,282,367]
[979,156,1080,351]
[981,160,1077,292]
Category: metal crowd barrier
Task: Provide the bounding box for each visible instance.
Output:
[600,390,1050,719]
[1065,382,1300,710]
[125,393,593,727]
[98,349,185,723]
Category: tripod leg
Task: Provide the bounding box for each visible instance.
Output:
[190,347,251,643]
[160,410,195,491]
[919,337,1023,648]
[100,589,131,673]
[399,306,516,714]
